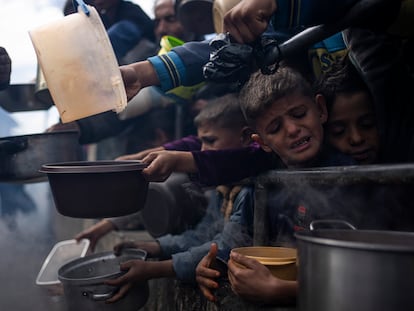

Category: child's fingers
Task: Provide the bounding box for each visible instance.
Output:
[105,283,132,303]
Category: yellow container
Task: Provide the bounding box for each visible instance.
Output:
[232,246,297,281]
[29,5,127,123]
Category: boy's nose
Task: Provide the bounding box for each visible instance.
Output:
[285,120,300,136]
[348,126,364,145]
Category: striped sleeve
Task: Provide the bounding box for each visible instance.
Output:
[148,51,186,92]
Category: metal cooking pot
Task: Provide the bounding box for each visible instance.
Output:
[0,83,52,112]
[58,248,149,311]
[295,220,414,311]
[0,131,83,183]
[140,173,207,237]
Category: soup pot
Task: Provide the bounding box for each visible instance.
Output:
[0,83,52,112]
[295,221,414,311]
[58,248,148,311]
[0,131,83,183]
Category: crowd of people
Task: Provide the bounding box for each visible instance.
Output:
[70,0,414,307]
[2,0,413,308]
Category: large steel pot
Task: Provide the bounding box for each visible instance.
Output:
[58,248,149,311]
[295,222,414,311]
[0,131,83,183]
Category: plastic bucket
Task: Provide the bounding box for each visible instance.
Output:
[29,5,127,123]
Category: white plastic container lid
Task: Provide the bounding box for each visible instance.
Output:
[36,239,90,286]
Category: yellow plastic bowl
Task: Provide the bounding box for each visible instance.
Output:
[232,246,297,281]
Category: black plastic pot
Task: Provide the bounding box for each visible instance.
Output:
[58,248,149,311]
[0,131,83,183]
[40,160,148,218]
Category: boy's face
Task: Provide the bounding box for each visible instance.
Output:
[197,122,248,151]
[325,92,379,164]
[252,92,327,168]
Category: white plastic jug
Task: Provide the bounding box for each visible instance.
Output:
[29,4,127,123]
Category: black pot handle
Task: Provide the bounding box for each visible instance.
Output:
[310,220,357,231]
[0,137,28,154]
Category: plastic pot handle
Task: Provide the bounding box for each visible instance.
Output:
[72,0,90,16]
[310,219,357,231]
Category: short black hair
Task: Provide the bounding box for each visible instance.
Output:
[314,55,371,114]
[194,93,246,130]
[239,66,313,128]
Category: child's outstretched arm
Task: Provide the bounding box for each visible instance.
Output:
[141,150,197,182]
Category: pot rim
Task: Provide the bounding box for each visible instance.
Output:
[295,229,414,252]
[58,249,147,284]
[0,130,79,140]
[40,160,147,174]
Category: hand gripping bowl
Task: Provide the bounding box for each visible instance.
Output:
[40,161,148,218]
[231,246,297,281]
[58,248,149,311]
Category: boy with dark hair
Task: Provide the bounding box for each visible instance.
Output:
[315,56,380,165]
[195,66,355,304]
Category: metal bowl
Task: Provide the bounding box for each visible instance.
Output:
[58,248,148,310]
[40,160,148,218]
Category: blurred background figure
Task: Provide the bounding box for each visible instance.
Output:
[0,47,36,230]
[154,0,205,43]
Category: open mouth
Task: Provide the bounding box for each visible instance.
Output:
[291,136,310,149]
[351,149,373,161]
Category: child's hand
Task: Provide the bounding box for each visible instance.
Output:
[104,259,148,303]
[141,150,196,182]
[74,219,116,252]
[228,251,298,304]
[195,243,220,302]
[116,146,165,161]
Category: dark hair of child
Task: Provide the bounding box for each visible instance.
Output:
[239,66,314,128]
[193,93,246,130]
[313,55,373,115]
